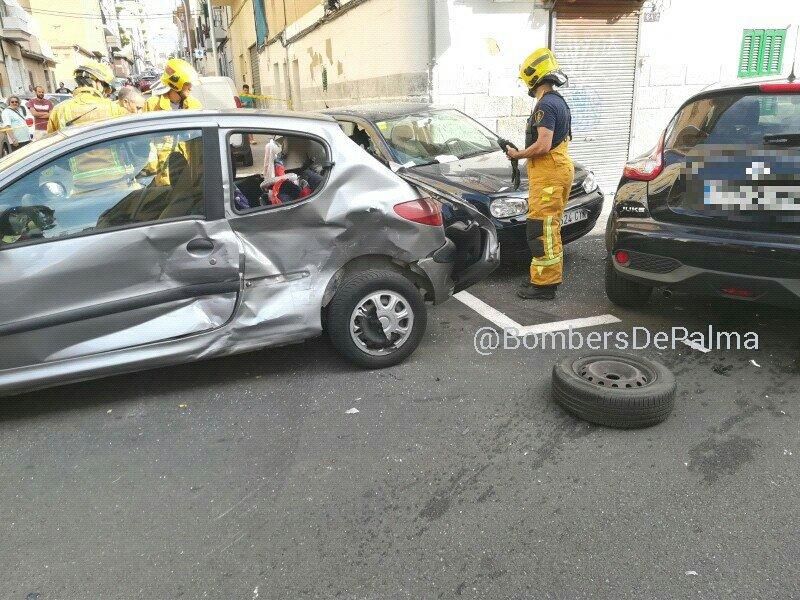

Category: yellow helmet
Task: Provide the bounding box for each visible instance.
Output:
[519,48,567,91]
[74,61,115,85]
[160,58,198,92]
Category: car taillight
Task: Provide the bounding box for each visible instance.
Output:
[234,96,243,108]
[393,197,443,226]
[623,131,665,181]
[759,82,800,93]
[614,250,631,267]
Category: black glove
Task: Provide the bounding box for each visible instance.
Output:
[497,138,521,191]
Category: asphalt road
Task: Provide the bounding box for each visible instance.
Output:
[2,224,799,600]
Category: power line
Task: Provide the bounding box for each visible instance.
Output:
[28,8,179,20]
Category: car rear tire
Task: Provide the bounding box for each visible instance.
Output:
[605,257,652,308]
[327,269,427,369]
[552,352,677,428]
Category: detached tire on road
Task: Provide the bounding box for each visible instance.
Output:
[327,269,427,369]
[552,352,676,428]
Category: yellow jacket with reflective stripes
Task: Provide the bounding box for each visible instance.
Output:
[143,94,202,112]
[143,93,203,185]
[46,87,130,191]
[46,87,128,133]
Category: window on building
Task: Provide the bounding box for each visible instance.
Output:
[738,29,787,78]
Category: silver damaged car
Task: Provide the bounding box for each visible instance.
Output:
[0,110,498,395]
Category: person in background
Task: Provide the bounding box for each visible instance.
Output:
[117,86,145,114]
[55,82,71,94]
[239,84,257,144]
[240,84,256,108]
[26,86,54,140]
[2,96,33,150]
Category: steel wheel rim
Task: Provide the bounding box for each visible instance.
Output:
[574,356,656,389]
[349,289,414,356]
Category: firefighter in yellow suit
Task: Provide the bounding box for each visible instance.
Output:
[46,62,130,193]
[143,58,203,186]
[47,61,127,133]
[506,48,575,301]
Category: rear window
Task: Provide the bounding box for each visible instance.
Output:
[665,93,800,151]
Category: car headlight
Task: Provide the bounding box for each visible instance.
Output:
[490,197,528,219]
[582,171,598,194]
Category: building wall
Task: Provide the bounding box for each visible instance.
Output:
[227,0,257,90]
[22,56,50,91]
[264,0,320,41]
[28,0,107,63]
[51,46,95,87]
[432,0,550,143]
[631,0,800,156]
[257,0,431,110]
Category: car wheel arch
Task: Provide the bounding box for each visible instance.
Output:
[320,255,433,314]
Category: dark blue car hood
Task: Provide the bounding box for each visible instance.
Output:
[406,150,587,197]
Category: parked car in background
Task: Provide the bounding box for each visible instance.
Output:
[0,109,498,395]
[606,79,800,309]
[45,93,71,106]
[193,76,253,167]
[323,103,604,260]
[136,74,158,93]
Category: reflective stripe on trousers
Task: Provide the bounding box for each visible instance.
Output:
[526,139,574,286]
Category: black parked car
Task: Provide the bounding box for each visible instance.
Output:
[324,104,604,259]
[606,79,800,309]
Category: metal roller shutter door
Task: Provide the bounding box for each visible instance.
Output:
[554,1,641,194]
[249,44,261,96]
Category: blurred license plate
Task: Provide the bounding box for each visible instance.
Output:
[562,209,588,226]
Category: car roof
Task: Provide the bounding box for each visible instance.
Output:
[694,76,794,96]
[57,109,337,139]
[321,102,448,121]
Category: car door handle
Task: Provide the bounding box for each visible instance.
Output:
[186,238,215,254]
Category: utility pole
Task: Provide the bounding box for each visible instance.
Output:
[181,0,195,66]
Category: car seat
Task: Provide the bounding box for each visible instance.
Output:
[390,124,427,159]
[159,150,203,219]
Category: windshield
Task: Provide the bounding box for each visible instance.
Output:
[375,109,500,166]
[665,92,800,151]
[0,132,65,171]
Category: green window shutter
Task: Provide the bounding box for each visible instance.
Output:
[739,28,787,78]
[739,29,764,77]
[762,29,786,75]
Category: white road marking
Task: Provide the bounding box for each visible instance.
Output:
[453,291,522,331]
[454,291,620,336]
[516,314,621,336]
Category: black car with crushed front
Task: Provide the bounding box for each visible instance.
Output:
[606,79,800,309]
[324,104,604,259]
